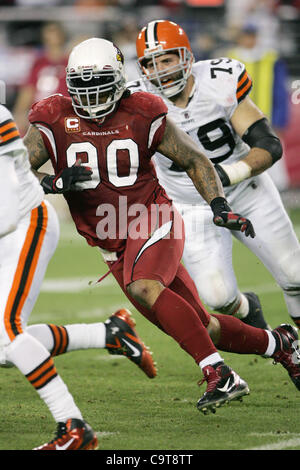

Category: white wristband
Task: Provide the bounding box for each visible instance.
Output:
[219,161,252,185]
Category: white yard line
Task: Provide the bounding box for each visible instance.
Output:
[96,431,119,438]
[239,282,280,295]
[41,276,117,293]
[45,225,300,295]
[30,303,133,323]
[41,276,281,295]
[92,354,126,362]
[248,437,300,450]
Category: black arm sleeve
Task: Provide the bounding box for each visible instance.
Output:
[242,117,283,164]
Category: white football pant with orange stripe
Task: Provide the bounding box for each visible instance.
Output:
[0,104,85,425]
[0,200,84,422]
[0,200,58,349]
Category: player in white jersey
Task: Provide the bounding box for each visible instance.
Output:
[0,104,99,449]
[133,20,300,329]
[0,104,157,450]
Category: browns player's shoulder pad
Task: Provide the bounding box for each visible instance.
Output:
[28,93,72,125]
[123,90,167,119]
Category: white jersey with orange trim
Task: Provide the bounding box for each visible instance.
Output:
[0,106,59,351]
[0,105,44,219]
[128,57,253,205]
[129,57,300,324]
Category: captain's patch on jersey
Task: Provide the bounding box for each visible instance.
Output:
[64,117,81,133]
[0,119,20,146]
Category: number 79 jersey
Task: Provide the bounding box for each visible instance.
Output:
[129,58,253,205]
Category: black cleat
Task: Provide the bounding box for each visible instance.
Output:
[242,292,271,330]
[271,324,300,390]
[105,309,157,378]
[197,362,249,415]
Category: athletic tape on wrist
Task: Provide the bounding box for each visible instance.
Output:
[219,161,251,185]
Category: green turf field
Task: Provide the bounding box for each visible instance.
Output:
[1,209,300,451]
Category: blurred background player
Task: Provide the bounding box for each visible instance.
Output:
[0,104,156,450]
[13,22,69,136]
[23,37,300,414]
[134,19,300,330]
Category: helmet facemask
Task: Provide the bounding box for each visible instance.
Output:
[137,46,194,98]
[66,66,126,119]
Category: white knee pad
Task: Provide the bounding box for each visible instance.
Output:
[275,248,300,291]
[194,270,237,310]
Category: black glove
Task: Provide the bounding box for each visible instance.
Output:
[41,164,92,194]
[210,197,255,238]
[214,164,230,187]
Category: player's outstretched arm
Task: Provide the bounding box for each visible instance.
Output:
[157,116,255,238]
[215,97,282,187]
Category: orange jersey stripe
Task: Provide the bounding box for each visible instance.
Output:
[4,202,48,341]
[236,78,252,100]
[237,70,248,89]
[0,121,16,134]
[0,129,20,143]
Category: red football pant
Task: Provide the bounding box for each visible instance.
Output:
[108,203,216,364]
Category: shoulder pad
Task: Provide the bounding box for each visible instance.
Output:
[28,94,70,126]
[199,58,252,105]
[125,91,168,120]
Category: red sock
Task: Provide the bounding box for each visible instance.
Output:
[152,288,217,364]
[212,313,269,355]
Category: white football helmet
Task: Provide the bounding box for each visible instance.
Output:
[66,38,127,119]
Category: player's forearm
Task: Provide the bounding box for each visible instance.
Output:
[186,158,225,204]
[24,124,50,171]
[226,117,282,182]
[227,101,283,186]
[242,147,273,176]
[23,124,52,184]
[216,148,273,186]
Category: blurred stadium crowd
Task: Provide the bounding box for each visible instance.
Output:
[0,0,300,194]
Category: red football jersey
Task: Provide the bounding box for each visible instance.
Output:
[28,92,170,252]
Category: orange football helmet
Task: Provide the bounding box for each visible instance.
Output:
[136,20,194,98]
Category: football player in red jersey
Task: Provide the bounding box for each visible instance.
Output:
[23,38,300,426]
